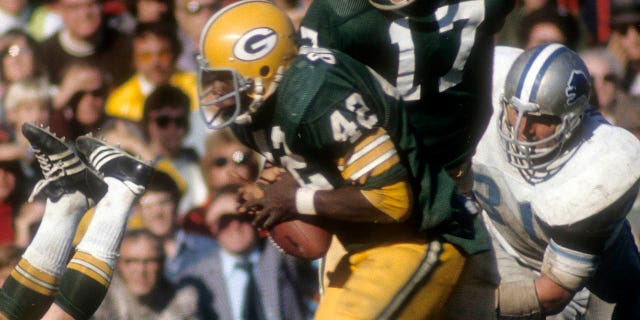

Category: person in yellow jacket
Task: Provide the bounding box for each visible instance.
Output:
[105,22,198,123]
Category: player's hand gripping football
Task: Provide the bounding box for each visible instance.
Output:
[239,166,299,230]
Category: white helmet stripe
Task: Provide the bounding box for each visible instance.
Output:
[515,43,566,104]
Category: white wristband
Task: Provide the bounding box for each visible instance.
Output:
[295,188,317,215]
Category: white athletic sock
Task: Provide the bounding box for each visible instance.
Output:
[22,191,89,277]
[75,177,138,269]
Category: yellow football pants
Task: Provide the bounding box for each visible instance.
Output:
[315,239,466,320]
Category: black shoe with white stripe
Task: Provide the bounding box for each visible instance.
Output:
[75,134,153,195]
[22,123,107,203]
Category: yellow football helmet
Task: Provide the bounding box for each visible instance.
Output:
[197,0,298,129]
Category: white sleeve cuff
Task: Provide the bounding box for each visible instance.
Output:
[541,239,599,291]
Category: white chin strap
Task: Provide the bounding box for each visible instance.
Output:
[235,66,285,125]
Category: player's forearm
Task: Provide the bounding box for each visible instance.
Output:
[534,274,573,315]
[313,187,397,223]
[496,277,571,318]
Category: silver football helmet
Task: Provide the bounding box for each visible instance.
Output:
[499,43,591,174]
[368,0,416,10]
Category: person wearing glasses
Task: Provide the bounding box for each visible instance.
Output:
[0,29,48,123]
[131,168,217,285]
[137,84,208,215]
[93,228,204,320]
[105,22,197,124]
[50,62,110,140]
[176,184,316,320]
[181,128,262,236]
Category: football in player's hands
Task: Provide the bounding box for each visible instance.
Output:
[268,216,331,260]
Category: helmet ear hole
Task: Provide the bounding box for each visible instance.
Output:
[259,66,270,77]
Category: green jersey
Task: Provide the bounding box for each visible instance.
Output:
[299,0,513,253]
[232,47,421,250]
[300,0,513,168]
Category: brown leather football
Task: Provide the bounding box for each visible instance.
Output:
[268,216,331,260]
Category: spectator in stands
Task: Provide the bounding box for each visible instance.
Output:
[580,47,627,124]
[181,128,262,236]
[39,0,133,87]
[607,1,640,96]
[50,62,109,139]
[518,5,581,50]
[498,0,557,47]
[131,0,175,26]
[173,0,228,73]
[134,168,216,283]
[0,0,62,40]
[0,29,47,122]
[139,85,207,213]
[0,78,51,194]
[105,22,196,123]
[0,160,23,245]
[176,184,316,320]
[94,228,203,319]
[0,0,29,36]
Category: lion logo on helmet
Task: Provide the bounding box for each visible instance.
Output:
[233,27,277,61]
[565,70,589,106]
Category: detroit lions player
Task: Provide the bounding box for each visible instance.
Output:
[473,44,640,319]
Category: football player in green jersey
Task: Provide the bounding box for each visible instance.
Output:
[197,1,493,318]
[299,0,513,316]
[300,0,513,261]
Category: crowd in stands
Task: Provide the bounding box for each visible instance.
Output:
[0,0,639,318]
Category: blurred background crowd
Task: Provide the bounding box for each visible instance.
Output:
[0,0,640,318]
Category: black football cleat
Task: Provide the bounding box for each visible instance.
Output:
[75,134,153,195]
[22,123,107,203]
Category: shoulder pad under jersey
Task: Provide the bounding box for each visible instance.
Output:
[533,115,640,226]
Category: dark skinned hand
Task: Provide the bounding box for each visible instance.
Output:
[240,172,300,230]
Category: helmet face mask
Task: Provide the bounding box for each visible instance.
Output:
[498,96,573,172]
[499,44,591,177]
[197,0,297,129]
[197,57,250,129]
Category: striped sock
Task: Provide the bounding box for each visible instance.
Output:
[0,192,88,320]
[53,252,113,320]
[53,177,138,319]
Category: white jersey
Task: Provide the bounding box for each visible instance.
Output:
[473,46,640,272]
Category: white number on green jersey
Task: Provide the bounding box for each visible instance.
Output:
[331,93,379,143]
[435,0,485,92]
[269,126,333,189]
[300,46,336,64]
[301,1,486,96]
[389,18,421,101]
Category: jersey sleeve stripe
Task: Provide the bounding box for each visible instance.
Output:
[341,130,400,182]
[347,130,391,166]
[350,149,398,181]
